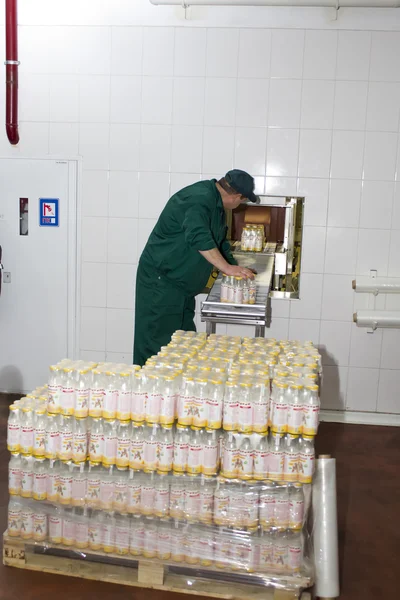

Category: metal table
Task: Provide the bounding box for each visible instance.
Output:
[201,249,276,337]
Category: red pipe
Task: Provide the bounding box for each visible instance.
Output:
[5,0,19,145]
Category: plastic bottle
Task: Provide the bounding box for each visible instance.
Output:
[117,371,132,421]
[178,375,194,426]
[8,454,21,496]
[302,384,320,436]
[88,510,102,550]
[74,507,89,549]
[48,365,62,414]
[244,486,259,530]
[86,462,101,508]
[157,425,173,473]
[115,513,130,556]
[253,435,269,480]
[75,369,90,418]
[207,379,224,429]
[274,484,290,530]
[73,417,88,463]
[159,374,176,426]
[45,414,59,460]
[146,374,161,424]
[71,461,87,507]
[222,432,238,479]
[102,511,116,553]
[20,406,34,455]
[298,435,315,484]
[113,468,129,513]
[116,420,131,468]
[237,437,254,481]
[199,478,214,524]
[242,279,250,304]
[223,381,238,432]
[33,458,47,501]
[270,381,288,434]
[170,520,185,562]
[173,425,189,473]
[130,514,144,556]
[192,378,208,428]
[213,480,229,526]
[202,428,218,476]
[170,475,185,520]
[89,417,103,463]
[238,382,253,434]
[88,369,104,418]
[185,477,201,522]
[283,434,300,482]
[60,368,76,416]
[33,507,48,542]
[131,371,146,423]
[259,530,274,571]
[273,532,288,572]
[100,465,114,511]
[154,473,170,518]
[141,472,156,516]
[46,460,60,503]
[187,428,203,476]
[20,505,34,540]
[143,517,157,558]
[20,455,34,498]
[286,384,304,435]
[220,274,228,302]
[289,484,304,530]
[287,531,302,573]
[58,460,73,505]
[127,471,142,515]
[233,277,244,304]
[58,415,73,461]
[8,498,22,537]
[259,485,276,529]
[7,404,20,453]
[143,424,158,472]
[103,371,118,420]
[48,506,62,544]
[129,424,144,470]
[102,419,117,467]
[252,380,269,434]
[268,432,284,482]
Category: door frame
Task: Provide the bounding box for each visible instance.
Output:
[0,155,82,361]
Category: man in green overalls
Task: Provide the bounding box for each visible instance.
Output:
[133,170,257,366]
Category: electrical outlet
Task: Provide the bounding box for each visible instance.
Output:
[3,272,11,283]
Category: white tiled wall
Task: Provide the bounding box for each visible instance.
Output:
[2,1,400,420]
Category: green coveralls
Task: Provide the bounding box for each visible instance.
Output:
[133,180,236,366]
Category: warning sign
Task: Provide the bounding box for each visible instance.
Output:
[39,198,59,227]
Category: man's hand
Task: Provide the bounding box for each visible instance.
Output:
[225,264,255,280]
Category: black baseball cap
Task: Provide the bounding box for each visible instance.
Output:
[225,169,259,203]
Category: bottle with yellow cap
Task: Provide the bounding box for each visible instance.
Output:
[192,377,209,428]
[88,369,104,418]
[302,384,320,435]
[177,374,194,426]
[117,371,132,421]
[103,371,118,420]
[75,368,90,418]
[287,383,304,435]
[283,434,300,482]
[270,380,288,434]
[237,381,253,434]
[223,381,238,431]
[7,404,20,454]
[131,371,146,423]
[60,367,76,416]
[72,417,88,463]
[173,424,189,473]
[268,431,284,482]
[159,373,177,426]
[187,428,203,475]
[298,435,315,484]
[233,277,244,304]
[20,405,34,456]
[48,364,62,414]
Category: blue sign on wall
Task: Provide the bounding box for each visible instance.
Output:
[39,198,59,227]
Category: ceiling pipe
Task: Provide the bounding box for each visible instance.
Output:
[5,0,19,145]
[150,0,400,6]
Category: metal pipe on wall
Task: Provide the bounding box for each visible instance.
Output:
[353,310,400,329]
[5,0,19,145]
[352,277,400,295]
[150,0,400,6]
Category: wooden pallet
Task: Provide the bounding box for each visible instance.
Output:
[3,533,312,600]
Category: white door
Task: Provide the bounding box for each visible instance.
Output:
[0,158,78,393]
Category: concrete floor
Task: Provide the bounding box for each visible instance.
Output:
[0,394,398,600]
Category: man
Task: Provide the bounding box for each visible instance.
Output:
[133,169,258,366]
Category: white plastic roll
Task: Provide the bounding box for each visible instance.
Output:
[312,457,339,599]
[352,277,400,295]
[353,310,400,329]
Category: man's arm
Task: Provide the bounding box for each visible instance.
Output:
[199,248,254,279]
[221,238,238,266]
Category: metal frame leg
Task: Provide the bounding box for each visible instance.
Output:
[206,321,216,335]
[255,325,265,338]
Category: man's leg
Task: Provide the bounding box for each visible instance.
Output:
[182,295,196,333]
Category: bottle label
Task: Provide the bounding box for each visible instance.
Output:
[284,452,300,482]
[275,498,289,528]
[160,394,175,425]
[116,438,130,467]
[143,440,157,471]
[100,480,114,509]
[222,448,237,478]
[48,385,60,413]
[202,443,218,475]
[223,401,238,431]
[131,392,146,422]
[7,424,20,452]
[253,400,269,433]
[75,522,89,548]
[299,452,315,483]
[141,485,155,515]
[268,450,284,481]
[238,402,253,433]
[187,444,202,474]
[199,490,214,522]
[103,390,118,419]
[154,488,170,516]
[8,508,21,536]
[114,481,128,510]
[47,471,60,503]
[72,478,87,506]
[21,469,33,497]
[146,393,161,423]
[260,541,274,569]
[173,441,188,472]
[288,543,302,571]
[157,441,173,472]
[103,436,117,466]
[59,474,73,504]
[237,448,253,479]
[33,473,47,500]
[9,467,21,495]
[115,525,129,553]
[303,405,319,435]
[61,388,75,415]
[21,510,34,539]
[45,431,59,459]
[62,518,75,545]
[59,431,73,460]
[253,449,268,480]
[49,515,62,543]
[20,426,34,454]
[89,523,102,549]
[89,432,103,462]
[177,395,192,426]
[117,391,132,421]
[75,389,89,417]
[260,495,275,526]
[129,439,144,469]
[192,398,207,428]
[73,432,88,462]
[207,399,222,429]
[289,498,304,529]
[87,476,101,504]
[287,405,304,434]
[273,545,288,570]
[127,481,141,513]
[227,284,235,302]
[271,402,288,432]
[89,389,104,417]
[33,513,47,541]
[214,492,229,524]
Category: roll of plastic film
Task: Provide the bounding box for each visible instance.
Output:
[312,457,339,599]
